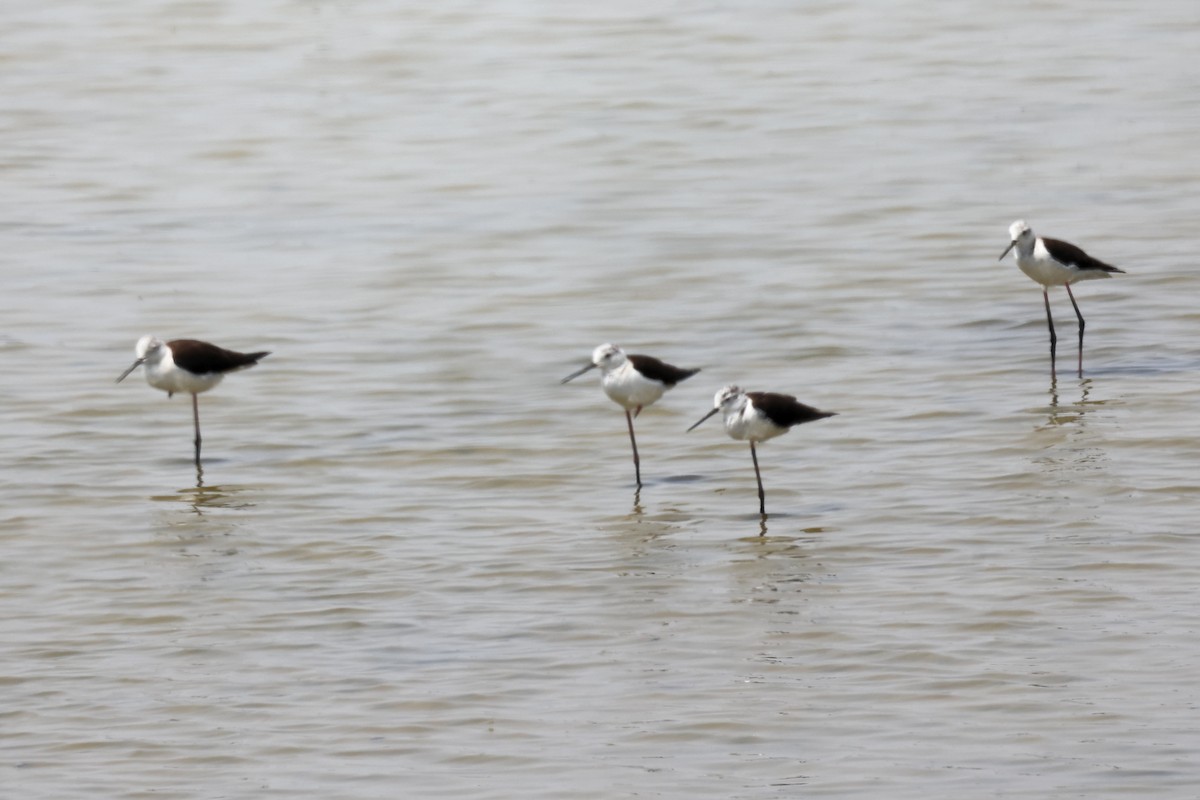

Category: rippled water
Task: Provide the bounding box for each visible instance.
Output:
[5,2,1200,797]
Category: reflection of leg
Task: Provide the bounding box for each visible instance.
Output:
[1064,283,1085,377]
[625,410,641,487]
[192,393,202,466]
[1043,289,1057,377]
[751,442,766,516]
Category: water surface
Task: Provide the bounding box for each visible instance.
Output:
[4,2,1200,797]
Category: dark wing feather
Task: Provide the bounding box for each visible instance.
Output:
[746,391,836,429]
[628,354,700,387]
[1042,237,1125,274]
[168,339,270,375]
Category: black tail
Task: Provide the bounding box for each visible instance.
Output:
[241,351,271,366]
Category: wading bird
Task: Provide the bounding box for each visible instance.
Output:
[117,335,269,466]
[689,385,835,517]
[1000,220,1125,377]
[562,343,699,488]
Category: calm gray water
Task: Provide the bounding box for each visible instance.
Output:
[4,2,1200,797]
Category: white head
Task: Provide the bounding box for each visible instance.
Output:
[713,385,746,410]
[135,335,166,359]
[117,335,166,383]
[688,385,747,431]
[561,343,628,384]
[1000,220,1034,261]
[590,343,627,371]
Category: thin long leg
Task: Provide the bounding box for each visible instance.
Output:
[1042,289,1057,378]
[750,441,766,517]
[1064,282,1085,377]
[192,393,202,466]
[625,409,641,488]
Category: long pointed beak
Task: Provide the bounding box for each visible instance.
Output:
[560,362,597,384]
[687,407,720,432]
[116,358,145,383]
[998,240,1017,261]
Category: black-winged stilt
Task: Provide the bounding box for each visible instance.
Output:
[117,335,269,466]
[1000,220,1125,377]
[562,343,699,488]
[689,385,835,517]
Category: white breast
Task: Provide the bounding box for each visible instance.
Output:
[724,403,786,443]
[144,350,225,395]
[1017,240,1079,287]
[602,362,666,410]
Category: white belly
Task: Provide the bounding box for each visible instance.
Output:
[602,364,665,410]
[1017,245,1111,288]
[1017,253,1076,287]
[145,361,224,395]
[725,407,786,443]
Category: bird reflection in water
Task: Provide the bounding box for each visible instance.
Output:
[752,515,827,540]
[151,469,254,517]
[1043,376,1101,428]
[729,527,823,603]
[1032,375,1112,485]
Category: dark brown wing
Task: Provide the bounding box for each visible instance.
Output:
[1043,237,1125,274]
[746,391,836,429]
[628,354,699,387]
[167,339,270,375]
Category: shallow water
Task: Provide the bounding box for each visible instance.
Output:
[4,2,1200,797]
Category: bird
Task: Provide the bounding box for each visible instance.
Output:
[688,385,836,517]
[999,220,1125,378]
[561,343,699,488]
[117,335,270,466]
